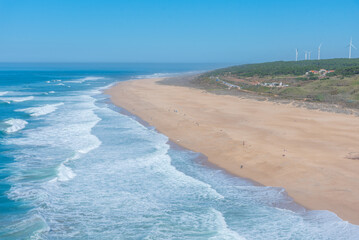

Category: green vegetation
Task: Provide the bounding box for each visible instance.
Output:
[194,58,359,109]
[201,58,359,78]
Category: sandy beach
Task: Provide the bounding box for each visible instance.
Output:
[106,77,359,225]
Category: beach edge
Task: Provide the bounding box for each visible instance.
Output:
[105,77,359,225]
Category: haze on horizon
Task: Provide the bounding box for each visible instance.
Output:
[0,0,358,64]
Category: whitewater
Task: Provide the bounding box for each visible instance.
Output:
[0,64,359,240]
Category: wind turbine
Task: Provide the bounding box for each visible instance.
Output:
[318,43,322,60]
[305,51,308,60]
[348,38,357,59]
[295,49,298,61]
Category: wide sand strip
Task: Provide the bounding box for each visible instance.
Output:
[106,78,359,224]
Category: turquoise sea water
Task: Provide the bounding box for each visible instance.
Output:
[0,63,358,240]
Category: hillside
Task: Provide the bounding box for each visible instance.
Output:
[202,58,359,77]
[194,58,359,109]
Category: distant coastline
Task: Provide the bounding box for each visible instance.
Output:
[106,75,359,225]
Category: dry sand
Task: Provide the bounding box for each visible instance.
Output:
[106,77,359,225]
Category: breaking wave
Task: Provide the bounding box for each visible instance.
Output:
[66,76,105,83]
[0,96,34,103]
[4,119,28,133]
[16,103,64,117]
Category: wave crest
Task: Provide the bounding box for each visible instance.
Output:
[16,103,64,117]
[66,76,105,83]
[4,119,28,133]
[0,96,34,103]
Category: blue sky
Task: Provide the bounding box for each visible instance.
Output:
[0,0,358,63]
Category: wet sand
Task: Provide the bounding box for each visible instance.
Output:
[106,77,359,225]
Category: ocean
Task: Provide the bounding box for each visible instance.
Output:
[0,63,358,240]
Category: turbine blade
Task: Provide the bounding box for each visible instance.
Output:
[352,44,357,50]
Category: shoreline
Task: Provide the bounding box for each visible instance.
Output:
[106,77,359,225]
[106,96,308,216]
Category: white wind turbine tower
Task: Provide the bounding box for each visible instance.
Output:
[318,43,322,60]
[305,51,308,60]
[348,37,357,59]
[295,49,299,61]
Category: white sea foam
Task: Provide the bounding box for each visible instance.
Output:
[105,117,225,200]
[1,214,49,239]
[8,96,102,153]
[79,76,105,82]
[78,140,101,154]
[0,91,8,96]
[209,209,246,240]
[51,153,82,183]
[56,163,76,182]
[66,76,105,83]
[6,94,102,188]
[47,80,61,83]
[97,82,117,91]
[5,119,28,133]
[135,72,174,79]
[0,96,34,103]
[135,71,203,79]
[16,103,64,117]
